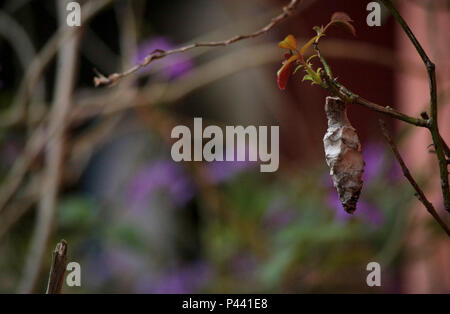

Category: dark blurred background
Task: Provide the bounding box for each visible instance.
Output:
[0,0,449,293]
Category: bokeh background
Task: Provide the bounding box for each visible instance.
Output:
[0,0,449,293]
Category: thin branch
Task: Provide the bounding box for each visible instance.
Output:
[17,0,81,294]
[312,42,429,128]
[0,0,114,128]
[0,176,40,240]
[46,240,67,294]
[0,1,113,212]
[320,74,429,128]
[380,0,449,212]
[379,120,450,237]
[440,135,450,159]
[355,97,429,127]
[93,0,303,87]
[0,126,46,214]
[0,10,46,106]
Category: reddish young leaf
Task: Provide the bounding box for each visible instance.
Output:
[326,12,356,36]
[331,12,353,23]
[277,54,298,90]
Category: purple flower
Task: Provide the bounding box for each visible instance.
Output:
[327,192,383,226]
[135,37,193,79]
[206,160,254,183]
[105,247,145,274]
[127,160,195,211]
[135,261,213,294]
[362,143,385,182]
[84,246,144,287]
[362,142,401,182]
[205,145,258,184]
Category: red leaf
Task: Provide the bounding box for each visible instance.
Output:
[331,12,353,23]
[277,54,298,90]
[277,64,292,90]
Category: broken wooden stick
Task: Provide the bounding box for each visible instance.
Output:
[45,239,67,294]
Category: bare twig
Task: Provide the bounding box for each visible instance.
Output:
[0,10,46,124]
[0,0,113,128]
[313,42,429,128]
[17,0,81,294]
[0,0,113,211]
[354,97,429,127]
[379,120,450,237]
[320,74,429,128]
[440,136,450,159]
[93,0,303,87]
[46,240,68,294]
[380,0,449,212]
[0,174,41,240]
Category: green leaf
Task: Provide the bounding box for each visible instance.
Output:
[306,54,318,64]
[110,224,146,250]
[303,65,323,85]
[260,247,295,287]
[293,64,304,74]
[302,74,314,82]
[58,196,97,228]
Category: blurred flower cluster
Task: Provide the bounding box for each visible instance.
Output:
[0,136,412,293]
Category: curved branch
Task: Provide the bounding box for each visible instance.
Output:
[93,0,303,86]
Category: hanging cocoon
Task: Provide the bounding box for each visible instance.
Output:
[323,97,365,213]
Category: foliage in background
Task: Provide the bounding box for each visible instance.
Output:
[0,136,414,293]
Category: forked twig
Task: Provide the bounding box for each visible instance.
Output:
[379,120,450,237]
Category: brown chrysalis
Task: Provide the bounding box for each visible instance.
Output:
[323,97,365,213]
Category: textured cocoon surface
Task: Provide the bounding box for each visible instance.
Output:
[323,97,365,213]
